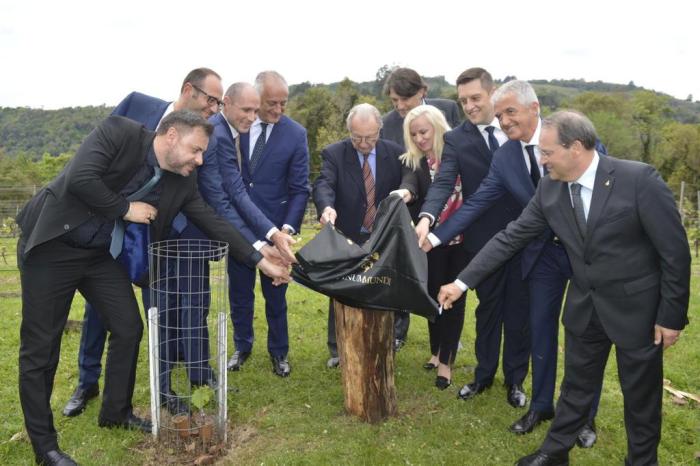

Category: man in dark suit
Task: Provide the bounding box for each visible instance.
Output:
[414,69,528,410]
[181,82,296,373]
[16,111,289,466]
[232,71,310,377]
[313,103,405,367]
[63,68,226,418]
[422,78,599,443]
[380,67,462,349]
[439,110,690,466]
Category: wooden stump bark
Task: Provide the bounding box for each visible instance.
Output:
[333,299,397,423]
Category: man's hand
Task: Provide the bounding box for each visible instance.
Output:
[124,201,158,224]
[654,325,681,349]
[415,217,431,248]
[270,230,297,264]
[390,189,413,204]
[437,283,464,310]
[260,244,285,266]
[257,257,291,286]
[421,241,434,253]
[320,206,337,225]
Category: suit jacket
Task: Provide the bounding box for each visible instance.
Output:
[312,138,404,243]
[417,121,521,255]
[239,115,310,232]
[381,98,462,148]
[182,112,275,244]
[459,155,690,348]
[112,91,169,130]
[16,116,261,268]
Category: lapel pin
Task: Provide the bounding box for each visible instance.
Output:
[604,179,610,187]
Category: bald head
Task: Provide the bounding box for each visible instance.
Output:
[222,82,260,133]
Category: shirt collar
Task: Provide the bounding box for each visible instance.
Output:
[520,118,542,149]
[356,146,377,159]
[226,119,239,139]
[477,117,502,133]
[571,151,600,191]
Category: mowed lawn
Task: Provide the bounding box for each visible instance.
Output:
[0,233,698,465]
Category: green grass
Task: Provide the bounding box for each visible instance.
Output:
[0,233,698,465]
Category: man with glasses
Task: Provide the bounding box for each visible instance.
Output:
[63,68,225,418]
[313,103,406,368]
[229,71,310,377]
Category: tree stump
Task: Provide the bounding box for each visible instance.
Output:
[333,299,397,423]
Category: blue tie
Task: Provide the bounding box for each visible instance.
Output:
[249,123,268,172]
[485,126,500,154]
[109,166,162,258]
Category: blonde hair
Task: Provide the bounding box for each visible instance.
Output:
[400,105,451,171]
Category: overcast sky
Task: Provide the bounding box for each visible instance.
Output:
[1,0,697,109]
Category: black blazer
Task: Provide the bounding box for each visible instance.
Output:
[17,116,261,267]
[312,138,404,243]
[416,121,521,254]
[460,155,690,348]
[381,98,462,148]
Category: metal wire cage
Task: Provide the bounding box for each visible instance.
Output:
[147,239,229,449]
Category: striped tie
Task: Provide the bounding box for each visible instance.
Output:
[361,154,376,231]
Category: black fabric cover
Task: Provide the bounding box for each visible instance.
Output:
[292,195,438,321]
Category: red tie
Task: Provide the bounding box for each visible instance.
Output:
[362,154,376,231]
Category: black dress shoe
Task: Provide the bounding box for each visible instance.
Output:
[506,383,528,408]
[423,362,438,370]
[326,356,340,368]
[457,380,492,400]
[98,412,152,433]
[271,355,291,377]
[226,350,251,371]
[161,391,189,415]
[515,450,569,466]
[576,420,597,448]
[35,449,78,466]
[435,376,451,390]
[509,410,554,434]
[62,384,99,417]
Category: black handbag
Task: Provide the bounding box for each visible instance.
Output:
[292,195,438,321]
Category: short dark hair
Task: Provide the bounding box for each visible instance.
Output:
[455,67,493,90]
[384,67,427,98]
[156,110,214,137]
[180,67,221,93]
[542,110,598,150]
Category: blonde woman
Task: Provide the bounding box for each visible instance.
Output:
[401,105,468,390]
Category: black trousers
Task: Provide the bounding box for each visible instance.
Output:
[426,244,468,365]
[18,238,143,455]
[472,252,530,386]
[541,309,663,465]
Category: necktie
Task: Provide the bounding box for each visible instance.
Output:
[249,123,268,172]
[485,126,500,154]
[570,182,587,238]
[362,154,376,231]
[109,166,162,258]
[525,145,541,187]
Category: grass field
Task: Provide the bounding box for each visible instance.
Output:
[0,233,698,465]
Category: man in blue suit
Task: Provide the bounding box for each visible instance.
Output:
[313,103,405,368]
[421,78,600,446]
[231,71,310,377]
[63,68,225,417]
[380,67,462,351]
[180,82,296,373]
[415,68,529,413]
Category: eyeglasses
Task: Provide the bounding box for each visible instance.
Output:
[191,84,223,109]
[350,134,380,144]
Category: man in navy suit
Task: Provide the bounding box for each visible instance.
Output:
[313,103,405,367]
[180,82,296,373]
[63,68,225,417]
[414,68,529,412]
[232,71,310,377]
[422,78,600,445]
[380,67,462,349]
